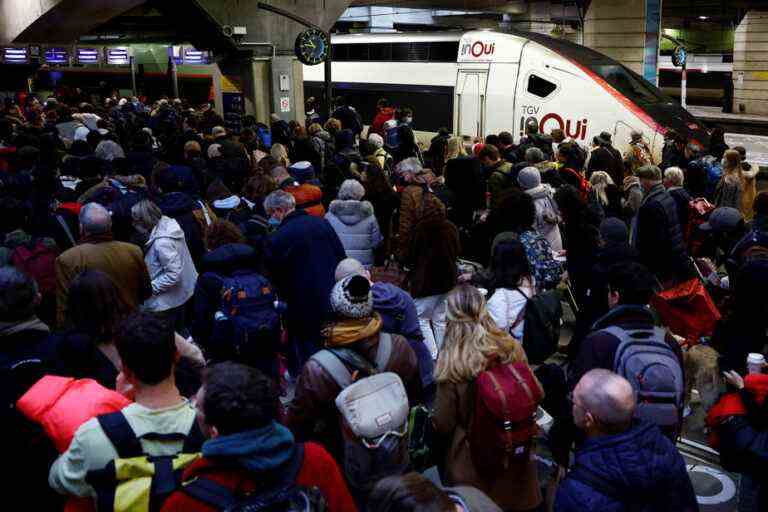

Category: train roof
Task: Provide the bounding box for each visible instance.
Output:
[330,32,462,44]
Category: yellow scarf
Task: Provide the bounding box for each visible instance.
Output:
[323,314,383,347]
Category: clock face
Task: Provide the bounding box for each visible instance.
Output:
[295,28,330,66]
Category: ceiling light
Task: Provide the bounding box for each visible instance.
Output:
[699,16,708,20]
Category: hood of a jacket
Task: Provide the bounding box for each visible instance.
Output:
[147,215,184,245]
[372,282,408,314]
[328,199,374,226]
[573,421,685,501]
[158,191,195,217]
[526,183,555,200]
[742,162,759,179]
[202,421,297,475]
[202,243,256,274]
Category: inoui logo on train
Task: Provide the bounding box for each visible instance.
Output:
[461,40,495,58]
[519,105,589,141]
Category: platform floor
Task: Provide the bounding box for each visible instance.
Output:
[689,106,768,125]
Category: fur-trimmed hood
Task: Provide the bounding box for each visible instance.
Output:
[328,199,374,226]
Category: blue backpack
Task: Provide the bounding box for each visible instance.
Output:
[384,124,401,152]
[212,271,281,376]
[256,125,272,149]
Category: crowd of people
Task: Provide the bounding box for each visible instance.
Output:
[0,89,767,512]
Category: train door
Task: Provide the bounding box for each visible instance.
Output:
[455,69,488,139]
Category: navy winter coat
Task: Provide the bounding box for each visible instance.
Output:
[372,282,434,390]
[555,421,699,512]
[191,243,260,358]
[265,210,346,345]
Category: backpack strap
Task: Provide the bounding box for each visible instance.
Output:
[97,411,144,458]
[510,288,531,331]
[55,214,77,247]
[180,477,239,510]
[375,333,393,370]
[182,418,206,453]
[311,349,354,389]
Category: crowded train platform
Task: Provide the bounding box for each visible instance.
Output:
[2,1,768,510]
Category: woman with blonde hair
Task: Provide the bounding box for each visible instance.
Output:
[715,149,743,209]
[270,142,290,168]
[588,170,622,219]
[444,136,484,227]
[433,284,543,512]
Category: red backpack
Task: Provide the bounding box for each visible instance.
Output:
[11,239,59,294]
[469,361,543,475]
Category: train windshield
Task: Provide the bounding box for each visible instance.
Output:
[591,64,668,104]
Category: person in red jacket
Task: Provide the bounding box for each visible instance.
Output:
[162,362,357,512]
[370,99,395,138]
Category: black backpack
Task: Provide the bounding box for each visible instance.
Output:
[509,288,562,364]
[180,443,327,512]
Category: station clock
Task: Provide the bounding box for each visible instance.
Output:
[295,28,330,66]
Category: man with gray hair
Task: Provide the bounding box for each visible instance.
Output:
[265,189,345,371]
[556,369,698,512]
[663,166,693,236]
[55,202,151,326]
[634,165,692,284]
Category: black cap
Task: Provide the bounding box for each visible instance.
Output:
[699,207,743,233]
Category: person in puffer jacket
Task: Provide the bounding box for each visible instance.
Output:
[325,179,383,268]
[556,369,698,512]
[518,166,562,252]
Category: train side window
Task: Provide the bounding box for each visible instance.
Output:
[527,74,557,98]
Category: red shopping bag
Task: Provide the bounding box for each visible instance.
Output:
[650,278,720,346]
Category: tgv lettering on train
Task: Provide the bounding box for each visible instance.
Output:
[461,41,495,58]
[519,109,588,140]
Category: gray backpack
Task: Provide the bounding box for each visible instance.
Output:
[311,333,410,494]
[604,326,684,438]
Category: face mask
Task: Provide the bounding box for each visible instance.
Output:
[268,217,281,228]
[404,117,413,124]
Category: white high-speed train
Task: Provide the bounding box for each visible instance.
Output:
[304,30,711,159]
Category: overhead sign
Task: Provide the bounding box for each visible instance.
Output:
[184,48,208,65]
[4,47,28,64]
[107,48,130,65]
[77,48,99,64]
[44,47,69,65]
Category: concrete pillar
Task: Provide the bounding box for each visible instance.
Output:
[214,57,304,126]
[584,0,662,83]
[733,10,768,115]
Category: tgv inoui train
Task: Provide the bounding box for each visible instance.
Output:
[303,30,711,159]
